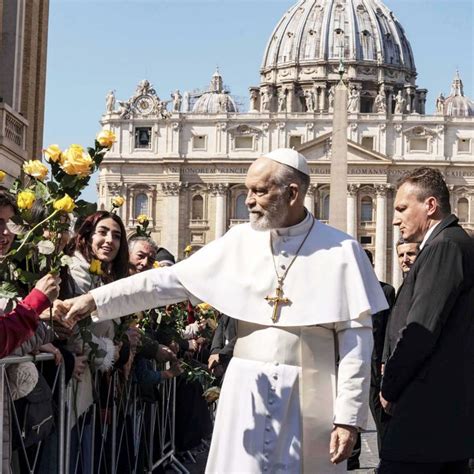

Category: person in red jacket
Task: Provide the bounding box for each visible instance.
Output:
[0,189,60,357]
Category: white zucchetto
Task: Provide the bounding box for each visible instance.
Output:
[263,148,310,176]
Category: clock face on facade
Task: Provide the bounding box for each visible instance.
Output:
[133,95,155,115]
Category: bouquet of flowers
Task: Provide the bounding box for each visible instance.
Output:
[0,130,116,306]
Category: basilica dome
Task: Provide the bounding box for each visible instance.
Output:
[258,0,424,114]
[443,71,474,117]
[192,69,238,114]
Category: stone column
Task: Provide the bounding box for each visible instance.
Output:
[161,182,182,258]
[211,184,228,238]
[319,84,327,112]
[375,185,389,280]
[347,184,359,238]
[128,190,135,227]
[304,185,316,214]
[392,224,402,289]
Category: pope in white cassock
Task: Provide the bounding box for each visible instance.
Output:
[64,148,388,473]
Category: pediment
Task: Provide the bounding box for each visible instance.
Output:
[227,124,263,136]
[297,133,391,163]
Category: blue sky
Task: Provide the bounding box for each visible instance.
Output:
[44,0,473,202]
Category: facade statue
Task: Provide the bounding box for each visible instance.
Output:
[394,90,406,114]
[182,91,190,113]
[328,85,335,112]
[118,100,132,119]
[105,90,116,113]
[347,88,360,113]
[261,90,271,112]
[172,90,182,112]
[249,89,259,112]
[436,93,445,114]
[374,88,386,113]
[136,80,151,96]
[278,90,287,112]
[304,90,315,112]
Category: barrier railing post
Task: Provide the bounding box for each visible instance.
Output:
[58,361,66,474]
[0,363,5,469]
[111,372,117,474]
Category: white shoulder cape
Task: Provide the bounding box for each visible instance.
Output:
[174,219,388,326]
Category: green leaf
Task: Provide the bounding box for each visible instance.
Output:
[0,282,18,300]
[74,200,97,217]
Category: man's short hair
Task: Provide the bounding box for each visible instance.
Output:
[396,238,406,249]
[397,167,451,215]
[0,189,18,214]
[272,163,310,197]
[128,236,159,255]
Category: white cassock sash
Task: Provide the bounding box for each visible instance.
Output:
[234,321,340,473]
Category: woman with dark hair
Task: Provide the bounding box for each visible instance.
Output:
[65,211,131,473]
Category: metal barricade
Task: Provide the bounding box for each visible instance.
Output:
[0,353,66,474]
[0,354,190,474]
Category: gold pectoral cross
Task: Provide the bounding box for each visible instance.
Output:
[265,280,291,323]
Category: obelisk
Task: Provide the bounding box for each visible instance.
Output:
[328,61,348,232]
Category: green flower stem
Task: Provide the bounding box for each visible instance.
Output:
[14,209,60,257]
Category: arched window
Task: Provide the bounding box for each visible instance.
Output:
[457,197,469,223]
[235,194,249,220]
[134,193,148,218]
[192,195,204,220]
[360,196,373,222]
[320,194,330,221]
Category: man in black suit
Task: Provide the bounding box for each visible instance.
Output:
[382,240,420,366]
[379,168,474,474]
[347,250,395,470]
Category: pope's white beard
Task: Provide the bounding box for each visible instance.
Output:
[248,194,290,231]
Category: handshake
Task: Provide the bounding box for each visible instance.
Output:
[48,293,99,329]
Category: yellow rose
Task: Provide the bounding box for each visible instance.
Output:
[112,196,125,208]
[197,303,212,311]
[53,194,76,213]
[43,144,62,163]
[23,160,49,181]
[152,261,161,269]
[0,170,6,182]
[184,245,193,254]
[96,130,116,148]
[89,258,103,275]
[136,214,149,225]
[61,144,93,177]
[17,190,36,210]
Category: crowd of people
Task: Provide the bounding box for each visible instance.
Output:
[0,188,233,473]
[1,147,474,474]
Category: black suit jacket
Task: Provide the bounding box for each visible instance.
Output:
[371,282,396,389]
[381,215,474,462]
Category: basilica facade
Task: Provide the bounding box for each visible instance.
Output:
[98,0,474,287]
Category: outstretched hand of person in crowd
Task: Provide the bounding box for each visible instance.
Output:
[73,355,88,381]
[156,344,177,363]
[62,293,97,325]
[162,360,183,380]
[39,343,63,365]
[329,424,358,464]
[35,273,61,302]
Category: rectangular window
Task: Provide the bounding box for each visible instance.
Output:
[361,136,374,150]
[410,138,428,152]
[235,136,254,150]
[135,127,151,149]
[192,135,207,150]
[360,236,372,245]
[458,138,471,153]
[289,136,302,149]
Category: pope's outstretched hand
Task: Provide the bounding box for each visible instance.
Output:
[63,293,97,324]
